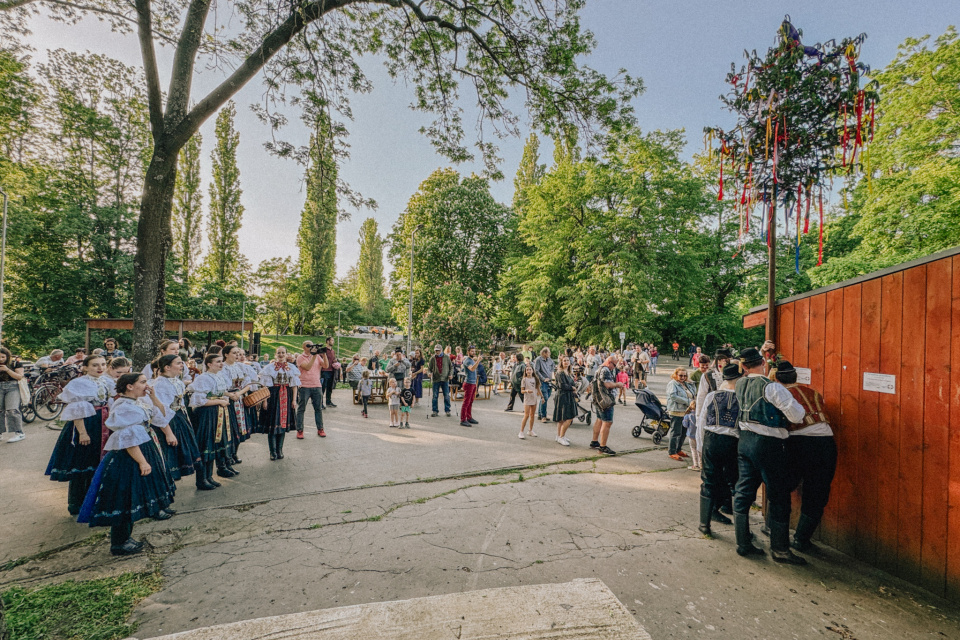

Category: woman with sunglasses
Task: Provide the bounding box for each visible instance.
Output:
[666,367,697,461]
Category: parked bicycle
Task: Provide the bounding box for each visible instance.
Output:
[26,364,79,422]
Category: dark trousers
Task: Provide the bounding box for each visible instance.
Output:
[110,520,133,548]
[432,380,451,413]
[787,435,838,523]
[321,371,335,405]
[361,395,369,413]
[506,384,524,410]
[668,415,686,454]
[734,430,792,524]
[296,386,324,432]
[700,430,739,505]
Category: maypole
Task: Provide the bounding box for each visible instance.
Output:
[706,16,879,341]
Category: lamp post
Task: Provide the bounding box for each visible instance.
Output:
[337,310,343,356]
[0,187,7,348]
[407,223,424,355]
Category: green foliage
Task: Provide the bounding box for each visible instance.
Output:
[172,131,203,284]
[1,570,163,640]
[253,257,299,337]
[419,283,494,351]
[389,169,512,333]
[258,334,365,360]
[355,218,388,322]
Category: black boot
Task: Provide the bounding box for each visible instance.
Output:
[195,461,216,490]
[735,514,765,557]
[67,477,87,516]
[711,507,732,525]
[792,514,820,552]
[110,522,142,556]
[206,460,221,487]
[268,433,278,461]
[277,432,285,459]
[698,496,713,536]
[770,519,807,565]
[759,514,770,537]
[719,497,734,515]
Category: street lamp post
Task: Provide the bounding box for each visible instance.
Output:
[407,223,424,355]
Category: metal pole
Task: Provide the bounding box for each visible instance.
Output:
[0,188,7,348]
[240,298,246,349]
[407,224,424,355]
[766,199,777,342]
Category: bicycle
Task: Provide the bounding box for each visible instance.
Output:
[29,365,79,421]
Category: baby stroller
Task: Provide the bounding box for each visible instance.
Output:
[632,388,671,445]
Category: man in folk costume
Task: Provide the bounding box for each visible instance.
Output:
[774,360,837,552]
[696,362,744,537]
[733,347,807,564]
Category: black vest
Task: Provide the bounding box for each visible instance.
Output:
[705,390,739,430]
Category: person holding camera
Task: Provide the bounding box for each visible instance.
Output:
[319,336,339,408]
[296,340,329,439]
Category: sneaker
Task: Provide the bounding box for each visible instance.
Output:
[598,446,616,456]
[529,431,538,437]
[317,428,326,437]
[296,431,305,439]
[678,451,690,458]
[589,441,601,449]
[467,418,478,424]
[669,454,683,461]
[390,423,398,428]
[518,432,526,440]
[559,437,571,446]
[688,465,702,471]
[7,433,24,443]
[445,412,451,417]
[460,421,472,427]
[431,412,439,417]
[327,403,337,408]
[504,408,514,412]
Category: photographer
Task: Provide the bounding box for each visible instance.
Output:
[319,336,338,408]
[296,340,329,439]
[385,348,411,384]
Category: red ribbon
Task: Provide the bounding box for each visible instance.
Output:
[97,404,110,460]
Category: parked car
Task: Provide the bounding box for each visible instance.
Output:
[354,326,370,334]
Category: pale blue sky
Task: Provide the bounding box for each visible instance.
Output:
[24,2,957,283]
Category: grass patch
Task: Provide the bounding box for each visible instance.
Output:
[258,335,367,360]
[2,569,163,640]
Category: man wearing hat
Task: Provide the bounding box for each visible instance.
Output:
[775,361,837,552]
[733,347,807,563]
[696,362,744,536]
[696,349,732,423]
[427,344,453,417]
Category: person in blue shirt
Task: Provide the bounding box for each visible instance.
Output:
[459,346,482,427]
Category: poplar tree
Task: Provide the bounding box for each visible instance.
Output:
[356,218,386,320]
[203,101,244,297]
[297,120,338,328]
[172,131,203,283]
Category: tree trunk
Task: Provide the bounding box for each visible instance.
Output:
[132,150,178,368]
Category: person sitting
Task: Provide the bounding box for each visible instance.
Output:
[65,348,87,365]
[35,349,66,370]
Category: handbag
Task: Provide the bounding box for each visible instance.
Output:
[242,387,270,408]
[18,377,30,405]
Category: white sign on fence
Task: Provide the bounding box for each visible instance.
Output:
[795,367,812,384]
[863,372,896,395]
[619,332,626,341]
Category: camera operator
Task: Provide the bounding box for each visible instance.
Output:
[296,340,329,439]
[319,336,338,408]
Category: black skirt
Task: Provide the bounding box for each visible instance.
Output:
[78,436,174,526]
[153,409,201,480]
[244,402,260,435]
[228,399,250,443]
[260,386,296,433]
[45,413,104,482]
[553,388,579,422]
[193,404,234,462]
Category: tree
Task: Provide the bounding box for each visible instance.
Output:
[388,168,512,331]
[356,218,387,320]
[253,257,298,337]
[2,0,641,366]
[172,131,203,283]
[201,101,244,301]
[297,119,339,330]
[420,283,493,352]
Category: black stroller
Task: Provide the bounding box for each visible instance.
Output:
[631,388,671,445]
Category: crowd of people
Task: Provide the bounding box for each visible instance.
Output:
[3,332,833,565]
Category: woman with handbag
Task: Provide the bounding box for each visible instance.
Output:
[666,367,697,461]
[0,347,25,443]
[552,355,577,446]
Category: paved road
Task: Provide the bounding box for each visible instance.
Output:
[3,370,959,640]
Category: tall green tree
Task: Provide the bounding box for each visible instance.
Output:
[389,169,512,332]
[297,120,339,329]
[202,101,244,302]
[172,131,203,283]
[356,218,388,322]
[253,257,298,337]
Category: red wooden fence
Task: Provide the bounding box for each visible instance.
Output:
[743,247,960,601]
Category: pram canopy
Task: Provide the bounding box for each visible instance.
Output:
[633,388,666,421]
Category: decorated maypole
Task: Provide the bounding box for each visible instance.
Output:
[706,17,879,340]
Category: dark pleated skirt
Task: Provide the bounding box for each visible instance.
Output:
[412,374,424,399]
[78,437,174,526]
[193,404,234,462]
[261,386,296,434]
[228,399,250,443]
[153,409,201,481]
[45,414,104,482]
[553,389,578,422]
[244,402,260,435]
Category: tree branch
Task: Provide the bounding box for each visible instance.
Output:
[164,0,211,131]
[134,0,164,140]
[0,0,37,9]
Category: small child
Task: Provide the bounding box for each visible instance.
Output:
[616,366,629,404]
[519,365,540,439]
[386,377,400,427]
[359,370,372,418]
[683,412,700,471]
[398,378,414,429]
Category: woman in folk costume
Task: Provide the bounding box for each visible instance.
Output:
[46,354,111,515]
[240,348,263,435]
[258,347,301,461]
[78,373,176,556]
[188,353,237,489]
[150,354,202,485]
[142,340,184,380]
[221,345,253,465]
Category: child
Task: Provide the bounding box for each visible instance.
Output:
[519,365,540,439]
[399,378,414,429]
[386,377,400,427]
[359,370,372,418]
[616,365,629,404]
[683,412,700,471]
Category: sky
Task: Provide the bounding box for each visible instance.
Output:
[22,1,958,283]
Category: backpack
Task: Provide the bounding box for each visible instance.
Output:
[591,367,615,411]
[510,363,524,386]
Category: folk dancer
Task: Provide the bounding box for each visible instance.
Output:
[222,345,253,465]
[259,347,301,461]
[696,362,744,537]
[188,353,237,489]
[151,354,202,485]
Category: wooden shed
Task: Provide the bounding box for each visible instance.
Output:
[743,245,960,602]
[83,318,248,352]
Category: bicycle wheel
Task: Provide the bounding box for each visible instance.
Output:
[21,401,37,423]
[33,385,64,421]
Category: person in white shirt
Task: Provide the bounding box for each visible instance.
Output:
[696,362,743,537]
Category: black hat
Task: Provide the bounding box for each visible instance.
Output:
[774,359,796,374]
[722,362,744,380]
[739,347,764,366]
[394,346,403,353]
[714,348,733,360]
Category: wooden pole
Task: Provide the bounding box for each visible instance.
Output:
[766,199,777,342]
